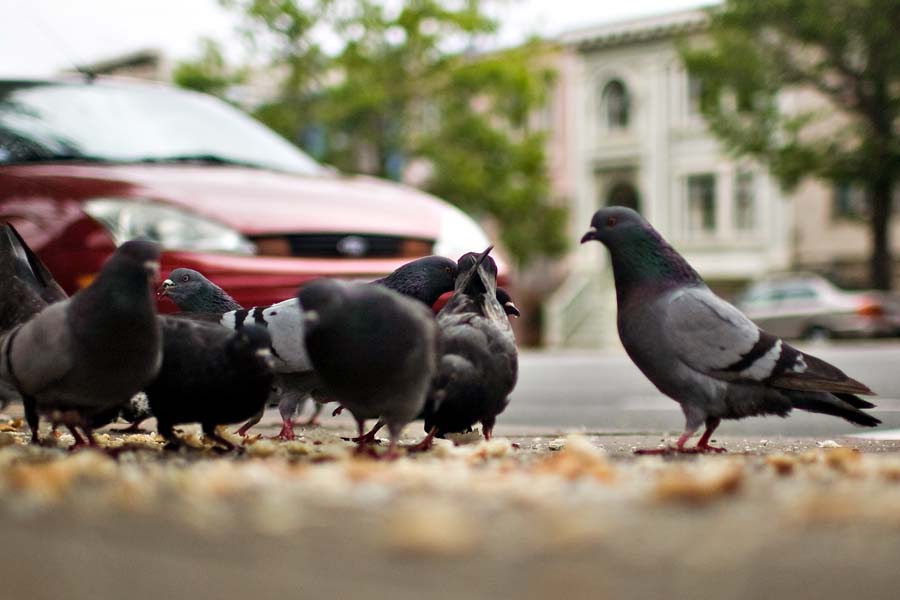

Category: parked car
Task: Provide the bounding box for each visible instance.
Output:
[733,272,900,340]
[0,77,503,309]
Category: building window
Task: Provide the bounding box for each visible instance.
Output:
[599,79,629,130]
[832,182,868,220]
[687,73,703,117]
[832,182,900,220]
[686,174,716,235]
[734,170,756,232]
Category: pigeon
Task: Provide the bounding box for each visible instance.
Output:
[299,278,438,457]
[0,224,70,411]
[158,269,317,430]
[496,288,521,318]
[176,255,458,439]
[147,318,274,451]
[0,240,163,446]
[158,268,242,313]
[0,223,68,332]
[414,247,519,450]
[580,206,880,453]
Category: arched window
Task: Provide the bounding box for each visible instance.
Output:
[600,79,630,130]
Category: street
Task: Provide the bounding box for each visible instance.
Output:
[504,340,900,436]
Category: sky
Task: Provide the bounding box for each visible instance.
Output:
[0,0,713,77]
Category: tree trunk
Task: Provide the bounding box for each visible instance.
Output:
[869,176,894,290]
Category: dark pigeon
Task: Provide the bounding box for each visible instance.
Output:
[580,206,880,454]
[0,223,68,332]
[0,240,163,447]
[147,318,274,451]
[415,247,518,449]
[300,279,438,457]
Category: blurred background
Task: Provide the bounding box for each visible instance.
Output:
[2,0,900,350]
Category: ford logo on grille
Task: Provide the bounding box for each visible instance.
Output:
[336,235,368,257]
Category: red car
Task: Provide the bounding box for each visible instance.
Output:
[0,77,503,308]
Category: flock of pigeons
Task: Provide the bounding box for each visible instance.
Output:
[0,205,882,457]
[0,224,519,457]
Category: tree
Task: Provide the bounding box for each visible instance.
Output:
[418,41,567,265]
[174,0,566,271]
[680,0,900,289]
[172,38,248,98]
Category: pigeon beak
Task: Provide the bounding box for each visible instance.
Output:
[504,302,521,318]
[157,279,174,297]
[580,227,598,244]
[455,245,494,295]
[255,347,275,367]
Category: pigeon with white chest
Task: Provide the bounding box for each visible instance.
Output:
[581,206,880,453]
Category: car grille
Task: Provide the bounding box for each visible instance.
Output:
[253,234,434,258]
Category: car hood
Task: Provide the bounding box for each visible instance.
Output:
[8,164,448,238]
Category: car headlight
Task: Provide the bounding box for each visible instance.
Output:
[83,198,256,255]
[433,205,491,260]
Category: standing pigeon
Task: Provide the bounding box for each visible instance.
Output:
[0,224,70,411]
[415,247,518,450]
[147,318,274,451]
[0,240,163,446]
[0,223,68,332]
[170,255,458,440]
[580,206,880,453]
[300,279,438,457]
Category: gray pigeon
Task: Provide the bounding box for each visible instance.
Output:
[0,240,163,446]
[0,224,70,411]
[300,279,438,457]
[414,247,519,449]
[158,268,242,313]
[186,255,458,439]
[0,223,68,332]
[581,206,880,453]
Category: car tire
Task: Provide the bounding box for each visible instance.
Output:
[803,325,832,342]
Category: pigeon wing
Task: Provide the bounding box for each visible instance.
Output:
[664,287,872,395]
[4,302,74,395]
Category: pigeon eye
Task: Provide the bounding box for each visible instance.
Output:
[606,216,618,227]
[445,267,453,274]
[181,275,190,282]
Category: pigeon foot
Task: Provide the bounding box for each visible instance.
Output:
[406,427,438,454]
[235,422,254,437]
[270,419,296,441]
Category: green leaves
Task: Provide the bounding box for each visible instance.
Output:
[174,0,565,268]
[679,0,900,288]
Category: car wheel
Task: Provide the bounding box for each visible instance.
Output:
[803,325,832,342]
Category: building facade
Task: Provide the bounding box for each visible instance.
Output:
[545,10,794,347]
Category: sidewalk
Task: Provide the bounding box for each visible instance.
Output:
[1,418,899,599]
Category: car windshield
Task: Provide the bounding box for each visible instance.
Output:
[0,80,323,175]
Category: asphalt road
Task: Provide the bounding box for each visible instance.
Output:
[502,340,900,437]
